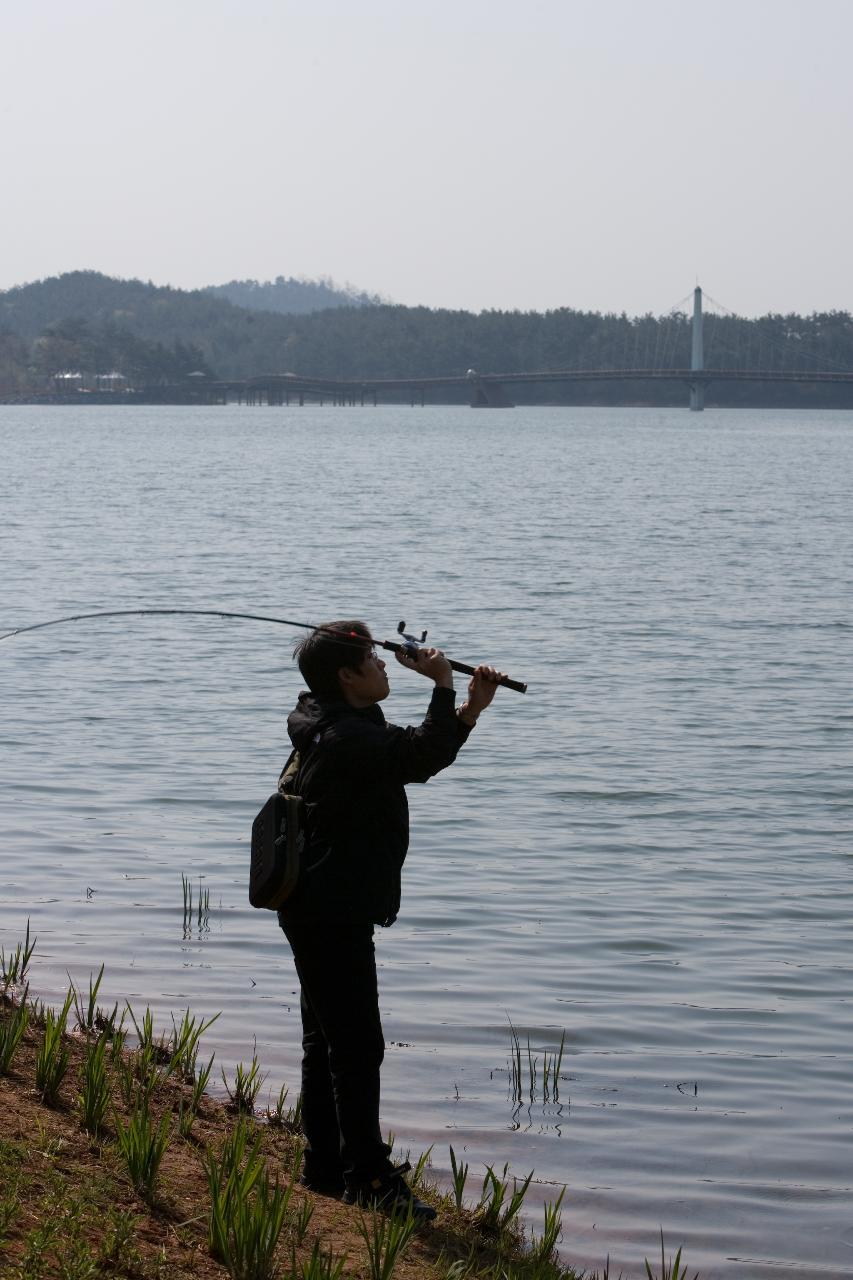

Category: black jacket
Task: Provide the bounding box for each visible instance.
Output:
[278,686,471,927]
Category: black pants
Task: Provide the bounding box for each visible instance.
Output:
[281,917,391,1184]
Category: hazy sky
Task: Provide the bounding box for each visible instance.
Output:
[3,0,852,316]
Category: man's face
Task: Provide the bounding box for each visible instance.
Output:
[340,648,390,707]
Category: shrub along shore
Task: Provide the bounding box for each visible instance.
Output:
[0,927,696,1280]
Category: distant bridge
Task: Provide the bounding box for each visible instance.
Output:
[205,288,853,411]
[211,363,853,411]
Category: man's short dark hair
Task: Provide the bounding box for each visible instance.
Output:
[293,620,374,698]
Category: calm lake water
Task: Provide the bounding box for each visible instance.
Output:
[1,404,851,1278]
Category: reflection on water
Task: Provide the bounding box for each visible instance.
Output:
[1,404,852,1279]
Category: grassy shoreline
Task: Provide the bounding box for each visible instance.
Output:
[0,934,696,1280]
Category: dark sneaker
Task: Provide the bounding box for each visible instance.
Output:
[343,1161,437,1221]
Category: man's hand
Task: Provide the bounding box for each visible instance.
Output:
[395,646,454,689]
[457,665,505,725]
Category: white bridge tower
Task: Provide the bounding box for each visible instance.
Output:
[689,285,705,411]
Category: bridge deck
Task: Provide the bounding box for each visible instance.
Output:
[220,367,853,394]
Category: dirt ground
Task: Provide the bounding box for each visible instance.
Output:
[0,1003,579,1280]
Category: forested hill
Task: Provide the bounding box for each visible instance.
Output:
[0,271,625,388]
[2,270,853,407]
[0,271,285,386]
[203,276,382,313]
[0,271,375,338]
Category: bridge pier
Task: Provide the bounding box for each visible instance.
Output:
[468,376,515,408]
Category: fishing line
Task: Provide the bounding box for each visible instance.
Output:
[0,609,528,693]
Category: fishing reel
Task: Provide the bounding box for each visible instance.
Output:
[397,620,428,659]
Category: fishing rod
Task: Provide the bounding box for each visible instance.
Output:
[0,609,528,694]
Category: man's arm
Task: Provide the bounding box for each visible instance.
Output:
[386,650,505,783]
[456,665,505,728]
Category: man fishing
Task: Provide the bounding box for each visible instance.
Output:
[278,620,503,1218]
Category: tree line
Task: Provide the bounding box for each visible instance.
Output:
[2,270,853,406]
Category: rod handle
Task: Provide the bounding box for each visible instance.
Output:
[381,640,527,694]
[447,657,528,694]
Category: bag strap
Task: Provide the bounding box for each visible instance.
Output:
[277,729,323,796]
[277,748,300,795]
